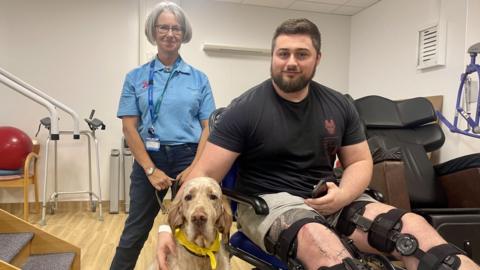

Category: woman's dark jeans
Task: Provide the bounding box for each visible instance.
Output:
[110,143,197,270]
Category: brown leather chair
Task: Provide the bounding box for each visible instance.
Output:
[353,95,480,263]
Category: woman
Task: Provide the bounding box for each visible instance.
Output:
[111,2,215,269]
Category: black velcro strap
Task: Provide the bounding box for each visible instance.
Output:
[418,243,465,270]
[368,208,407,252]
[276,217,325,262]
[337,201,372,236]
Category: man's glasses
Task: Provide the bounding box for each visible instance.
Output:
[155,24,182,36]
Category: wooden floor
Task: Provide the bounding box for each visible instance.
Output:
[0,202,253,270]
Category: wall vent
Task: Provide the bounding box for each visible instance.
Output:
[417,22,446,70]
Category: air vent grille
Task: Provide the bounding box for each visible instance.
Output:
[417,23,446,70]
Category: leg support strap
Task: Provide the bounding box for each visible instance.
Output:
[369,208,407,252]
[272,216,327,262]
[337,201,372,236]
[417,243,465,270]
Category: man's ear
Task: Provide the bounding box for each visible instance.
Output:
[316,52,322,66]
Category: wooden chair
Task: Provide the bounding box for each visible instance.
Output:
[0,141,40,222]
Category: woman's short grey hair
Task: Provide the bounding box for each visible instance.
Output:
[145,1,192,45]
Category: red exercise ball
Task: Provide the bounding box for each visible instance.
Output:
[0,126,33,170]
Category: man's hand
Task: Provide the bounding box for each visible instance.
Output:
[148,169,174,190]
[304,182,350,215]
[156,232,177,270]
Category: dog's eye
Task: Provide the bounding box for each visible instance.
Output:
[184,194,192,201]
[209,194,218,200]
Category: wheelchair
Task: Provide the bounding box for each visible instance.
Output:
[209,108,404,270]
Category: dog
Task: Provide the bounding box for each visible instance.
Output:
[167,177,232,270]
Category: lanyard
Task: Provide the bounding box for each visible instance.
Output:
[147,59,176,135]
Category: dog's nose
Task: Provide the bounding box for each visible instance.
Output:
[191,211,207,227]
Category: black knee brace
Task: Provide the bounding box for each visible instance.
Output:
[337,202,465,270]
[337,201,411,253]
[266,215,328,263]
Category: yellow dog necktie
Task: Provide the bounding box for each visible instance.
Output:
[174,228,221,270]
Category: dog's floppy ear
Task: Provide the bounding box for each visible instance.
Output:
[216,196,233,244]
[168,196,184,229]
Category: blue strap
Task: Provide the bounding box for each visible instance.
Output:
[147,59,176,135]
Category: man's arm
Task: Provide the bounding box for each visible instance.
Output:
[305,141,372,214]
[186,141,240,183]
[336,140,373,204]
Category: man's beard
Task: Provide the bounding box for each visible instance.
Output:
[271,66,316,93]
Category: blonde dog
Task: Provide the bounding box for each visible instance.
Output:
[167,177,232,270]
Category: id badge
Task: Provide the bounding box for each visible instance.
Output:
[145,137,161,152]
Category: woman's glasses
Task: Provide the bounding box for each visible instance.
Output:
[155,24,182,36]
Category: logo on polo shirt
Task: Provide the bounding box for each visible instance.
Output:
[143,81,149,89]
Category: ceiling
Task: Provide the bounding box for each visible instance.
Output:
[213,0,381,16]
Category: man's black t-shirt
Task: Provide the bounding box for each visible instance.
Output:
[209,80,366,198]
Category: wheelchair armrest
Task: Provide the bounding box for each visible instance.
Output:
[438,167,480,208]
[221,188,269,215]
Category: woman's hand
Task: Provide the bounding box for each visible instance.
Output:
[148,169,174,190]
[156,232,177,270]
[304,182,350,215]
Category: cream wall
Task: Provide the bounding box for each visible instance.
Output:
[349,0,480,162]
[0,0,139,203]
[0,0,351,203]
[155,0,352,107]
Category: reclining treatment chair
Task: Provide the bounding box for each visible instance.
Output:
[353,95,480,263]
[209,108,399,270]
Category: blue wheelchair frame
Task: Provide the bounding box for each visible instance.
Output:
[437,42,480,138]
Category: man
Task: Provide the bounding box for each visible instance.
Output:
[156,19,480,270]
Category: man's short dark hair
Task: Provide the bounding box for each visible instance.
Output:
[271,18,321,54]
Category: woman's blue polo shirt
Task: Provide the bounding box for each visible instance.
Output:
[117,57,215,145]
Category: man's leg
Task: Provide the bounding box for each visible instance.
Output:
[110,161,167,270]
[238,193,368,270]
[296,222,352,269]
[266,209,362,270]
[345,202,480,270]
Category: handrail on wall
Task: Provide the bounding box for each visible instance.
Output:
[0,67,81,140]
